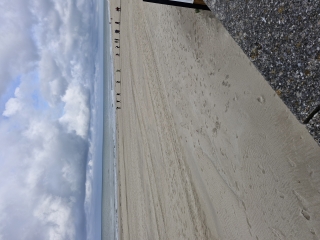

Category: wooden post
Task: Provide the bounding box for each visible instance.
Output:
[143,0,210,10]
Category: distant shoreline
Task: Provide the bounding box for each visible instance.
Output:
[101,0,118,239]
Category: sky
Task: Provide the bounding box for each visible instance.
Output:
[0,0,103,239]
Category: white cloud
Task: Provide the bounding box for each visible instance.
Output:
[39,50,67,106]
[33,195,75,240]
[0,0,101,239]
[59,84,90,139]
[0,0,38,96]
[3,97,21,117]
[2,87,25,117]
[0,112,89,239]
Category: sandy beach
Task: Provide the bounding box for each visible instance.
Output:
[109,0,320,239]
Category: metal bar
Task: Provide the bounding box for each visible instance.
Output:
[143,0,210,10]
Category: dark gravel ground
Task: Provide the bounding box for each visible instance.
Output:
[204,0,320,144]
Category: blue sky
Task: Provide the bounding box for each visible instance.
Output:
[0,0,103,239]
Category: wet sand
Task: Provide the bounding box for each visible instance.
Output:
[110,0,320,239]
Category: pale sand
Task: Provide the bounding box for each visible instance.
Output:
[109,1,320,239]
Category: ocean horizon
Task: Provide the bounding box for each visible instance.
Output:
[85,0,118,240]
[102,0,118,239]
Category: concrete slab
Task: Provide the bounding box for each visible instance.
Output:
[204,0,320,144]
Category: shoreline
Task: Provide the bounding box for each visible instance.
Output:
[110,1,320,239]
[101,0,119,239]
[108,0,122,239]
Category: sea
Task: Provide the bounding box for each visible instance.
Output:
[101,0,119,239]
[84,0,118,239]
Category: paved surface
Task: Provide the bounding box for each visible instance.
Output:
[204,0,320,144]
